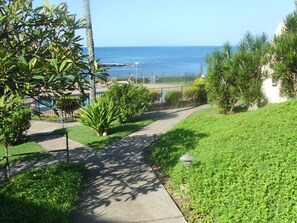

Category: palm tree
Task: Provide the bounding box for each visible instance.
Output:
[45,0,50,7]
[83,0,96,101]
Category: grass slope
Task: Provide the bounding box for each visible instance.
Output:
[0,163,86,223]
[151,99,297,222]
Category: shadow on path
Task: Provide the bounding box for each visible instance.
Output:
[71,135,161,221]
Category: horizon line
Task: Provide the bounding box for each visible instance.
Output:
[82,45,224,48]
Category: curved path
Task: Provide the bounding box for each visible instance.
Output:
[8,105,209,223]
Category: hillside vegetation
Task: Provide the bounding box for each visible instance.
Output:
[151,99,297,222]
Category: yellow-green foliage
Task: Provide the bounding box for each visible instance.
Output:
[152,99,297,222]
[165,90,182,108]
[149,89,161,104]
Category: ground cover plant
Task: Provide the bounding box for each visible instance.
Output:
[57,116,155,150]
[0,141,50,168]
[0,163,86,223]
[151,99,297,222]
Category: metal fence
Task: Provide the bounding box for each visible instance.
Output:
[148,85,203,111]
[25,85,203,121]
[25,97,81,122]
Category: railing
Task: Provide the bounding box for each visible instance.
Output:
[25,85,203,120]
[148,85,204,111]
[1,132,70,179]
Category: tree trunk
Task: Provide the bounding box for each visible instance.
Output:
[83,0,96,102]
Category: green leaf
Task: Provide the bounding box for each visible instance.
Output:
[65,75,75,79]
[29,58,38,70]
[32,75,45,80]
[50,59,59,73]
[18,56,28,71]
[59,59,72,73]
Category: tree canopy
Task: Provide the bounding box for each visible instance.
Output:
[0,0,102,103]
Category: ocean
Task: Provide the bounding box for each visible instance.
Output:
[84,46,222,79]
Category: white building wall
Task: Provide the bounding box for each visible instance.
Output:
[262,77,287,103]
[261,22,288,104]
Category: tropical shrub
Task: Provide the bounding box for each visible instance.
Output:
[235,32,269,106]
[0,0,89,103]
[270,12,297,97]
[56,96,81,118]
[6,106,32,145]
[149,89,161,104]
[184,78,208,103]
[206,33,268,113]
[104,84,150,123]
[205,43,238,114]
[184,86,200,102]
[77,96,117,136]
[0,93,31,145]
[165,90,182,108]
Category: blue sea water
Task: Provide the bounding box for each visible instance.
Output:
[84,46,222,79]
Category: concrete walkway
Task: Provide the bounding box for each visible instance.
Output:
[6,105,209,223]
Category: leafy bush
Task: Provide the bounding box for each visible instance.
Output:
[184,86,199,102]
[0,99,32,146]
[151,99,297,222]
[205,43,238,114]
[165,90,182,108]
[9,106,31,145]
[105,84,150,123]
[270,12,297,97]
[206,33,268,113]
[184,85,207,104]
[77,96,117,136]
[193,77,207,88]
[194,78,208,103]
[149,89,161,104]
[56,96,81,118]
[0,163,86,223]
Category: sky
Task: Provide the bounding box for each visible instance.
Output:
[33,0,295,47]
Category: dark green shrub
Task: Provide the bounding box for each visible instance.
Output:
[105,84,150,123]
[56,96,81,118]
[77,96,118,136]
[165,90,182,108]
[149,89,161,104]
[0,105,32,145]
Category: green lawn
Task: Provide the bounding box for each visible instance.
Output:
[0,141,50,168]
[59,116,155,150]
[0,163,86,223]
[151,99,297,222]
